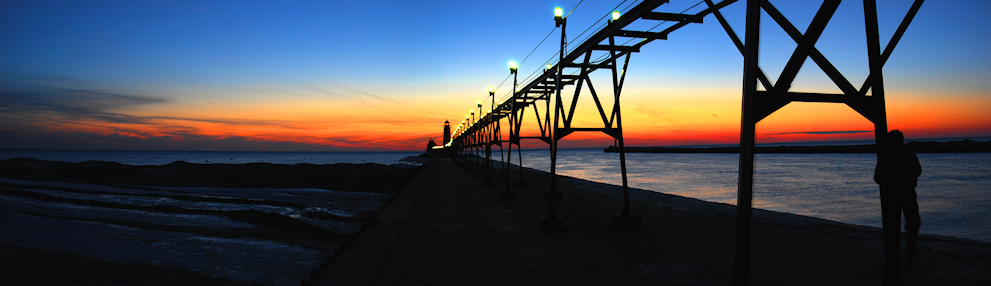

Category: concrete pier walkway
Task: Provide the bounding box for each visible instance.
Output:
[314,158,991,285]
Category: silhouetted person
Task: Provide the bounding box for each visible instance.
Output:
[874,130,922,285]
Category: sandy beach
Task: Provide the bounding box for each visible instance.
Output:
[317,158,991,285]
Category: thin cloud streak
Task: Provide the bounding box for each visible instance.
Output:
[764,131,873,136]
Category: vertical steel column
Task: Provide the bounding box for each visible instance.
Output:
[863,0,895,284]
[484,91,496,186]
[473,109,481,179]
[607,32,640,229]
[516,101,527,186]
[734,0,760,285]
[497,117,505,178]
[489,91,495,174]
[541,9,566,232]
[503,67,518,199]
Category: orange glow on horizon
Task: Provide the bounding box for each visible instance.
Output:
[14,87,989,151]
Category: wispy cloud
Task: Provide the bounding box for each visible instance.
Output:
[0,80,314,130]
[764,130,872,136]
[0,70,439,151]
[0,82,166,125]
[0,128,370,151]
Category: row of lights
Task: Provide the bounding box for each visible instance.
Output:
[451,8,621,141]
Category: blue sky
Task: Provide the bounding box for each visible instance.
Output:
[1,0,989,150]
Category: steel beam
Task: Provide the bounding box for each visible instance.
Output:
[641,12,703,23]
[593,45,640,53]
[618,30,668,40]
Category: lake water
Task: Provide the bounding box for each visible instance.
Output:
[512,149,991,243]
[3,148,989,243]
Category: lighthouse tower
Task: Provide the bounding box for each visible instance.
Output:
[443,120,451,145]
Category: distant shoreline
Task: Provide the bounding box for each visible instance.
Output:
[605,139,991,153]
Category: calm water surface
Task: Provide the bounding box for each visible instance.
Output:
[515,149,990,243]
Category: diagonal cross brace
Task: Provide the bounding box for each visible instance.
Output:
[761,1,859,96]
[859,0,924,96]
[705,0,772,90]
[773,0,840,93]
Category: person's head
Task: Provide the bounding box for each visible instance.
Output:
[888,130,905,149]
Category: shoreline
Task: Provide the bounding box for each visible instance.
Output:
[0,158,421,286]
[506,159,991,251]
[606,139,991,153]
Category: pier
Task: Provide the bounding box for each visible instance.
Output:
[432,0,931,284]
[313,159,990,285]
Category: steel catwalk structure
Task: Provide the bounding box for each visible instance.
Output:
[729,1,923,284]
[443,1,922,285]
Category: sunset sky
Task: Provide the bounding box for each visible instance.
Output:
[2,0,989,151]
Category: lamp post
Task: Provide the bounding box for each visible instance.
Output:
[457,119,468,168]
[603,9,641,230]
[489,87,496,176]
[476,101,483,178]
[541,6,566,232]
[463,117,468,171]
[472,109,481,178]
[502,61,518,200]
[483,89,495,186]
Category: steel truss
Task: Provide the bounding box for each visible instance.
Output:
[727,0,923,285]
[448,0,922,284]
[451,0,738,231]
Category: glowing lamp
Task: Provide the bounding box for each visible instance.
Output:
[508,61,517,71]
[612,11,620,21]
[546,63,552,70]
[555,7,563,18]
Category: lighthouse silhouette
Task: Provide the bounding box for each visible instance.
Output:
[443,120,451,145]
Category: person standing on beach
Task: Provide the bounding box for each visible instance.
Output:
[874,130,922,285]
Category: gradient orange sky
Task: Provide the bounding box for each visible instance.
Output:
[1,1,989,151]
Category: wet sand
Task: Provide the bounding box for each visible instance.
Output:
[0,158,419,285]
